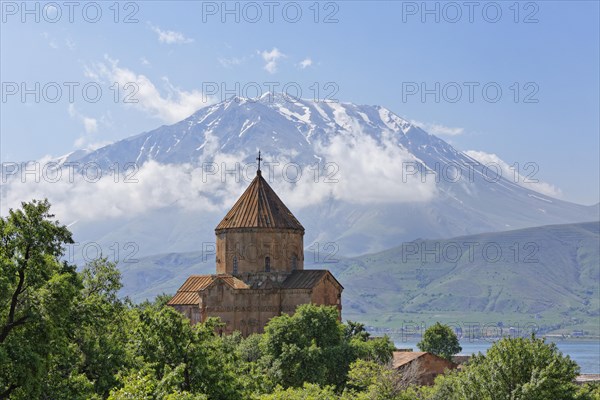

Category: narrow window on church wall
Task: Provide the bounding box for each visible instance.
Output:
[233,256,238,274]
[265,256,271,272]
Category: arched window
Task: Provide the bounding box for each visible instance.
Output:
[265,256,271,272]
[291,255,298,270]
[232,256,238,274]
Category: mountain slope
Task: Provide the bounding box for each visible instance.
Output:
[119,221,600,334]
[331,221,599,318]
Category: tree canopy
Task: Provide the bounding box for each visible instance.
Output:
[0,199,79,399]
[0,200,596,400]
[430,336,583,400]
[417,322,462,360]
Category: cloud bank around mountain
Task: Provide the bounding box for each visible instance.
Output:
[465,150,562,198]
[1,133,438,225]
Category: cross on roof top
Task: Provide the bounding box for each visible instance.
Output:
[256,150,262,173]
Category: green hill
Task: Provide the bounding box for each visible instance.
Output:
[119,221,600,336]
[321,221,599,336]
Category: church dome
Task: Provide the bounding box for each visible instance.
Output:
[214,152,305,275]
[215,170,304,233]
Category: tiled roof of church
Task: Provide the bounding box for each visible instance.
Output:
[282,270,343,290]
[218,275,250,289]
[215,169,304,232]
[392,351,457,369]
[167,274,249,305]
[168,291,199,305]
[178,275,214,291]
[392,352,428,368]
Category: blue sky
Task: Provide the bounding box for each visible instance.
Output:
[1,0,599,205]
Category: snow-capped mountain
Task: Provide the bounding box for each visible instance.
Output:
[5,93,598,257]
[71,92,418,168]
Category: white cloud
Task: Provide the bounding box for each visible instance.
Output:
[465,150,562,198]
[73,137,110,151]
[218,57,243,68]
[0,157,250,224]
[83,65,100,81]
[1,129,437,225]
[41,32,58,49]
[150,25,194,44]
[140,57,150,66]
[244,133,437,210]
[65,38,76,50]
[82,117,98,134]
[85,56,214,123]
[310,134,437,205]
[260,48,285,74]
[410,120,464,136]
[68,104,108,150]
[299,58,313,69]
[68,104,97,134]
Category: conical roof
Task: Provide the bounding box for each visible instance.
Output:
[215,171,304,232]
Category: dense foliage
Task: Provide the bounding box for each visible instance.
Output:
[1,200,597,399]
[430,335,585,400]
[417,322,462,360]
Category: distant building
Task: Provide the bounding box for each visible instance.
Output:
[168,153,343,336]
[575,374,600,385]
[393,351,458,386]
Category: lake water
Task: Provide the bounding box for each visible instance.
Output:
[393,339,600,373]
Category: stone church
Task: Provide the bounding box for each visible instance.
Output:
[168,153,343,336]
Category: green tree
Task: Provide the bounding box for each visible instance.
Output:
[417,322,461,360]
[71,258,129,397]
[259,383,339,400]
[261,304,395,390]
[344,321,370,341]
[261,304,346,388]
[345,359,425,400]
[127,303,242,399]
[231,333,275,395]
[0,199,81,399]
[108,365,210,400]
[429,336,581,400]
[576,382,600,400]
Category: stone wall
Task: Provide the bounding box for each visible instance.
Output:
[215,228,304,274]
[280,289,313,316]
[197,278,341,335]
[171,304,201,325]
[310,277,343,319]
[399,354,457,386]
[200,282,282,335]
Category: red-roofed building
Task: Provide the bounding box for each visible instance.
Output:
[168,153,343,335]
[393,351,458,386]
